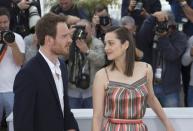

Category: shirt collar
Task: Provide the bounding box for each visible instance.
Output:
[39,50,61,75]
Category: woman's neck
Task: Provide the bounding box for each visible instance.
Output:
[114,57,126,74]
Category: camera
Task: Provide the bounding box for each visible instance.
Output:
[0,31,15,44]
[28,1,40,33]
[134,0,143,12]
[72,25,87,40]
[155,21,168,34]
[99,16,110,26]
[77,73,90,89]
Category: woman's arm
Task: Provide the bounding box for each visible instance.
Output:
[146,64,175,131]
[92,69,106,131]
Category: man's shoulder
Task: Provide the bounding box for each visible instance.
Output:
[22,54,40,71]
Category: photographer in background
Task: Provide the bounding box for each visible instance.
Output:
[182,36,193,107]
[50,0,89,24]
[0,0,41,37]
[0,7,25,128]
[168,0,193,36]
[167,0,193,107]
[92,4,118,41]
[68,19,105,109]
[121,0,161,31]
[138,11,187,107]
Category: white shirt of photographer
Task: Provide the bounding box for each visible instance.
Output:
[39,50,64,115]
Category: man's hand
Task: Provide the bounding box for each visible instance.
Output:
[140,8,149,17]
[76,39,89,54]
[66,15,80,25]
[152,11,168,22]
[156,31,168,37]
[67,129,76,131]
[128,0,137,11]
[17,0,31,10]
[177,0,187,2]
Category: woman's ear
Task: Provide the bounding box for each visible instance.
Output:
[123,40,129,50]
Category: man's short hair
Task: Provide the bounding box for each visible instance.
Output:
[120,16,135,27]
[35,13,67,46]
[0,7,10,19]
[166,11,177,26]
[94,4,108,14]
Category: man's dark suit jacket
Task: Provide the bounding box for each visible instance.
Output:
[13,52,79,131]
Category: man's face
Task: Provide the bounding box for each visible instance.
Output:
[51,22,73,56]
[95,9,108,17]
[59,0,73,10]
[0,15,9,31]
[95,9,111,31]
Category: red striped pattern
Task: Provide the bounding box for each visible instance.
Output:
[102,77,148,131]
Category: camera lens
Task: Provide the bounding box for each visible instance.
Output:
[2,31,15,43]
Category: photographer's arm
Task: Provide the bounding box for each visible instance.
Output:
[181,36,193,66]
[17,0,30,10]
[6,34,25,66]
[138,15,156,45]
[158,32,187,61]
[128,0,137,12]
[8,42,24,66]
[180,1,193,23]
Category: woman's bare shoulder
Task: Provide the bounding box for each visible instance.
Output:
[95,67,107,78]
[135,61,152,70]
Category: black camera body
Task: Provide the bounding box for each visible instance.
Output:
[77,73,90,89]
[155,21,168,34]
[99,16,110,26]
[72,25,87,41]
[0,31,15,44]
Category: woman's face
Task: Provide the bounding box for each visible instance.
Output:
[104,32,128,61]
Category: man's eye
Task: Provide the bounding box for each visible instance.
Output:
[109,42,114,46]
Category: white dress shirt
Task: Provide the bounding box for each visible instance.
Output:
[39,50,64,115]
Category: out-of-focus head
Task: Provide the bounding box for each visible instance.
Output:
[58,0,73,11]
[104,26,136,76]
[120,16,136,33]
[166,11,176,26]
[94,4,109,17]
[0,7,10,31]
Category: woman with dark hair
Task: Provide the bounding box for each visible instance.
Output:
[92,26,174,131]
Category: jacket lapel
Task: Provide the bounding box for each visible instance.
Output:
[36,53,63,113]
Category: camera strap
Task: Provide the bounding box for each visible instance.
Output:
[0,44,7,63]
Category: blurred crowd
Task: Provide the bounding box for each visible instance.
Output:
[0,0,193,129]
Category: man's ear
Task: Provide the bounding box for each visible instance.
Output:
[45,35,53,45]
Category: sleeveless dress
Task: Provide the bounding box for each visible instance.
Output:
[102,69,149,131]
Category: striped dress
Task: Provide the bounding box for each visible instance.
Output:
[102,76,148,131]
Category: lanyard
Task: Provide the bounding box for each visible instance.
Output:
[0,44,7,63]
